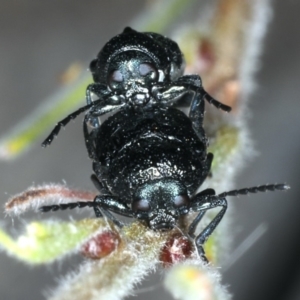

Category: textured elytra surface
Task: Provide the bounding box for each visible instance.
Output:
[95,107,208,197]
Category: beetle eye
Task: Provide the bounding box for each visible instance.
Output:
[108,70,123,89]
[173,195,190,207]
[139,63,157,79]
[132,199,150,212]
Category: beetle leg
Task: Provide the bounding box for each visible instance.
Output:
[189,94,206,143]
[86,83,112,128]
[83,117,97,160]
[153,75,231,112]
[188,188,216,237]
[93,195,134,227]
[94,206,124,227]
[86,84,101,128]
[189,191,227,263]
[153,75,207,138]
[90,173,111,195]
[177,74,232,112]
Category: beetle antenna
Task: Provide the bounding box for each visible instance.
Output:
[218,183,290,198]
[41,102,96,148]
[204,92,232,112]
[39,201,96,212]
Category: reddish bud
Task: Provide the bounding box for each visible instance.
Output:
[81,230,120,259]
[160,234,193,267]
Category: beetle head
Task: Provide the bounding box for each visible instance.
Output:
[106,51,159,105]
[132,179,190,230]
[90,27,185,86]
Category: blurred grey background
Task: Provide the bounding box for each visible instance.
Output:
[0,1,299,299]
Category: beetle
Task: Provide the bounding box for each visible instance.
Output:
[40,27,288,262]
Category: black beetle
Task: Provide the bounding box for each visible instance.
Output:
[41,28,288,262]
